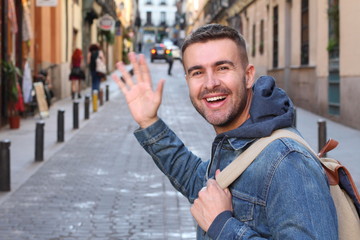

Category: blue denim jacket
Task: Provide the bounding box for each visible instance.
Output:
[134,76,337,239]
[134,119,337,239]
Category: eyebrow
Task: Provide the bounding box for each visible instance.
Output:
[186,60,235,75]
[187,65,203,75]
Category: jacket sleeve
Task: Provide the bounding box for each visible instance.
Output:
[207,150,338,239]
[134,118,207,202]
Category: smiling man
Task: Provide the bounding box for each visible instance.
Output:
[183,38,254,134]
[113,24,337,239]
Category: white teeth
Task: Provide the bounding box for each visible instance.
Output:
[206,96,226,102]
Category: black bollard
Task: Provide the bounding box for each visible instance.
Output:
[73,101,79,129]
[0,139,11,191]
[99,88,104,106]
[35,121,45,162]
[293,107,297,128]
[84,95,90,120]
[106,85,109,101]
[57,109,65,142]
[318,119,327,157]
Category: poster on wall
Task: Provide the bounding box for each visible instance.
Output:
[36,0,58,7]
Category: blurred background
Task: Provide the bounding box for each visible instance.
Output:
[1,0,359,131]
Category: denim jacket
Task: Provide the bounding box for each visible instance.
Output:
[134,76,338,239]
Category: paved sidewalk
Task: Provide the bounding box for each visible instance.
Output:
[0,59,359,239]
[0,71,197,239]
[0,77,117,205]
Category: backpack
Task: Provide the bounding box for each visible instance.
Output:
[216,129,360,240]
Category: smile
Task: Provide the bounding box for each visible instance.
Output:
[206,96,227,102]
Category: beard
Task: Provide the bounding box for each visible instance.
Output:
[190,77,248,128]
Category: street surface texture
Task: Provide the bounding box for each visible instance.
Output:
[0,60,212,240]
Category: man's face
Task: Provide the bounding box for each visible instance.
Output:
[183,39,255,133]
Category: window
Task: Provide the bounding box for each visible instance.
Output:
[301,0,309,65]
[259,20,264,54]
[252,24,256,57]
[146,11,152,25]
[160,0,166,5]
[273,6,279,68]
[145,0,152,5]
[160,12,166,25]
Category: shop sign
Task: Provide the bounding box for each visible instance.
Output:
[98,14,115,31]
[36,0,58,7]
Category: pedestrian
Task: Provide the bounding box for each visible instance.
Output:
[87,43,106,92]
[69,48,85,99]
[167,48,173,76]
[113,24,337,239]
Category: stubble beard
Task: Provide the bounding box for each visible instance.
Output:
[190,81,248,128]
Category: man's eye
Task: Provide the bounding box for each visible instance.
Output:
[218,65,229,71]
[191,71,203,77]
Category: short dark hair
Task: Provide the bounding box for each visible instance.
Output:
[181,24,249,68]
[89,44,100,52]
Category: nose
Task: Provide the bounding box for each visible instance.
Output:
[204,71,221,90]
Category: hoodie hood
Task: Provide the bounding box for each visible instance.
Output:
[215,75,294,141]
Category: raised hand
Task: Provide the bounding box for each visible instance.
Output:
[112,52,165,128]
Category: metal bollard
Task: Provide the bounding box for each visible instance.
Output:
[57,109,65,142]
[84,95,90,119]
[0,140,11,191]
[73,101,79,129]
[99,88,104,106]
[293,107,297,128]
[106,85,109,101]
[318,119,327,156]
[92,90,98,112]
[35,121,45,162]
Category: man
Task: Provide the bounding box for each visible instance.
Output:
[167,49,174,76]
[113,24,337,239]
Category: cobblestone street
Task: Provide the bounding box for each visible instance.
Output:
[0,60,208,239]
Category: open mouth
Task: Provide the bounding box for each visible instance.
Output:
[206,96,227,103]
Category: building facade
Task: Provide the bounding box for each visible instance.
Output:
[1,0,136,128]
[138,0,178,44]
[187,0,360,130]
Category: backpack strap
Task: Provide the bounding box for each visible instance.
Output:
[216,129,314,189]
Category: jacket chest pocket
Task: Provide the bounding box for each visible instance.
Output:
[232,195,256,226]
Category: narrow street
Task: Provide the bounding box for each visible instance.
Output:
[0,59,209,240]
[1,55,360,239]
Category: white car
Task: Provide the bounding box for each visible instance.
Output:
[168,45,181,60]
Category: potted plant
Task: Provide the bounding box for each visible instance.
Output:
[1,60,23,129]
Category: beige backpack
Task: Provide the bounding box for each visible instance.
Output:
[216,129,360,240]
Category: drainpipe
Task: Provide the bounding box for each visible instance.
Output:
[284,0,292,93]
[1,0,9,119]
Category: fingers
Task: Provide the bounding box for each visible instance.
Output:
[139,54,151,85]
[115,61,134,88]
[156,79,166,100]
[112,72,127,93]
[215,169,221,178]
[128,52,143,84]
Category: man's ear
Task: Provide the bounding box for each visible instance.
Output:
[245,64,256,89]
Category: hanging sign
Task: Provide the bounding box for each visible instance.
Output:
[36,0,58,7]
[98,14,115,31]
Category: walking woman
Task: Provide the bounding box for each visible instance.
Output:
[69,48,85,99]
[87,44,106,92]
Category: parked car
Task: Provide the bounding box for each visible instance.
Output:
[150,44,170,62]
[168,45,181,60]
